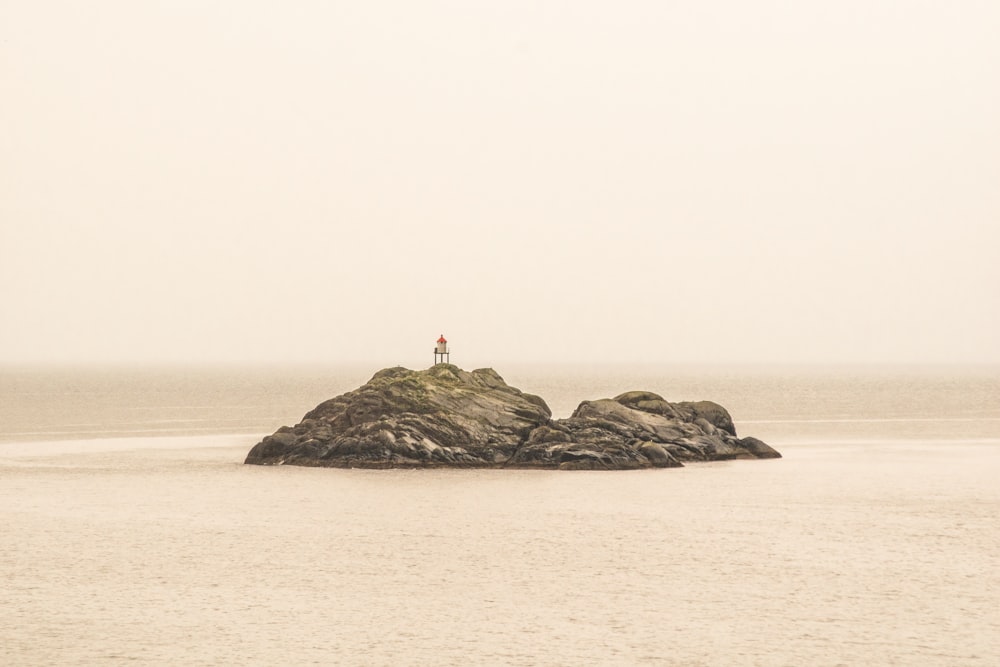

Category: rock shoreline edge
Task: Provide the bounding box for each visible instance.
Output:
[244,364,781,470]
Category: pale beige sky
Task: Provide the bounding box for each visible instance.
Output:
[1,1,998,366]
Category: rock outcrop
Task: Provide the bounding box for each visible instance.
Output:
[244,365,781,470]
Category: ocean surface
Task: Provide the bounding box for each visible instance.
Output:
[2,364,999,666]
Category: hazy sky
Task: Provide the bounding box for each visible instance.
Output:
[2,1,998,366]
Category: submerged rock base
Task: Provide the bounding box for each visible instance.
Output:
[244,365,781,470]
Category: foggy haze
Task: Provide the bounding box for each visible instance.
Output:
[2,1,998,367]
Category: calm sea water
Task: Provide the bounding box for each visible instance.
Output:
[2,365,999,666]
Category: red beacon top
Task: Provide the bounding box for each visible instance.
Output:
[437,335,447,344]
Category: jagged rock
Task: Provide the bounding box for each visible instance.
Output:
[244,365,781,469]
[245,365,551,468]
[547,393,781,463]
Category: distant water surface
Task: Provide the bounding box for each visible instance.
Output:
[1,364,998,665]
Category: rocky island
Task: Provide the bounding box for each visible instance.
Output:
[245,365,780,469]
[245,364,781,470]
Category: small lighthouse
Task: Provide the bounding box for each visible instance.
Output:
[434,334,450,365]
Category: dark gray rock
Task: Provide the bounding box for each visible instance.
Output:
[736,436,783,459]
[244,365,781,469]
[246,365,551,468]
